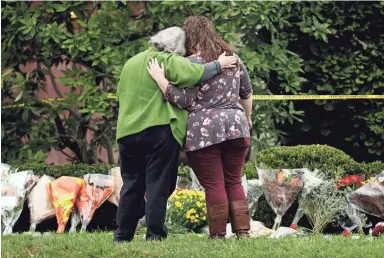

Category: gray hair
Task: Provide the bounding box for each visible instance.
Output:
[149,27,186,56]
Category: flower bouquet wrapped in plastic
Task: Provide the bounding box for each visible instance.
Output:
[349,171,384,219]
[190,168,204,192]
[1,171,37,235]
[76,174,114,231]
[28,175,56,232]
[1,163,12,176]
[290,169,325,229]
[107,167,122,206]
[336,203,369,237]
[258,168,304,230]
[47,177,85,233]
[242,175,263,218]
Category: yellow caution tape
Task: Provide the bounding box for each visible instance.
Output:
[2,94,383,109]
[251,95,384,100]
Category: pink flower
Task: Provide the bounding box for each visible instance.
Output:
[232,129,241,137]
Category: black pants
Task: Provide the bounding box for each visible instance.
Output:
[114,125,180,242]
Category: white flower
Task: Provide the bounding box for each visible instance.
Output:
[201,84,210,92]
[203,118,212,126]
[200,128,209,137]
[199,141,205,147]
[235,115,241,124]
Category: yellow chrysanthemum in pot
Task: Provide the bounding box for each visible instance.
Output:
[167,189,208,231]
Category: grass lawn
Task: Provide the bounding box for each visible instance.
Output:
[1,232,383,258]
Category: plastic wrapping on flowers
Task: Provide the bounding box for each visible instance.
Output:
[258,168,304,230]
[349,171,384,219]
[242,175,263,218]
[167,189,207,232]
[28,175,56,232]
[47,177,85,233]
[336,203,368,237]
[190,168,204,192]
[76,174,114,231]
[107,167,122,207]
[1,171,37,235]
[290,169,325,229]
[1,163,12,177]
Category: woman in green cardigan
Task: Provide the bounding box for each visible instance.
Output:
[114,27,237,243]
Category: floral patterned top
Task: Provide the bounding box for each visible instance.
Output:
[164,56,253,152]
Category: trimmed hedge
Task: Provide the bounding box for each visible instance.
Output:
[10,145,383,181]
[255,144,383,180]
[11,163,114,178]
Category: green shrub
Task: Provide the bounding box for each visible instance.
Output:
[243,160,258,179]
[10,163,114,178]
[357,161,384,175]
[255,145,358,179]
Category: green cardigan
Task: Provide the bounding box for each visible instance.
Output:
[116,48,204,145]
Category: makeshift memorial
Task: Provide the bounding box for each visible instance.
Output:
[28,175,55,232]
[291,169,325,229]
[167,189,207,231]
[107,167,122,206]
[1,171,37,235]
[76,174,114,231]
[258,168,304,230]
[47,177,85,233]
[349,172,384,219]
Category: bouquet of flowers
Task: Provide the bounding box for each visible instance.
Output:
[336,203,368,237]
[1,171,37,235]
[301,181,347,233]
[28,175,56,232]
[47,176,85,233]
[258,168,304,230]
[76,174,114,231]
[242,175,263,218]
[290,169,325,229]
[336,175,363,191]
[107,167,122,207]
[167,189,207,231]
[349,172,384,219]
[190,168,204,192]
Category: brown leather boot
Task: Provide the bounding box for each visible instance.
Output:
[229,200,250,239]
[207,203,229,239]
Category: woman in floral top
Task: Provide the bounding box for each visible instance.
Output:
[148,16,253,239]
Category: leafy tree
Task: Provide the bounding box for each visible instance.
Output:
[278,1,384,161]
[1,1,382,164]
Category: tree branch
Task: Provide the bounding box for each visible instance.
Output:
[54,115,83,162]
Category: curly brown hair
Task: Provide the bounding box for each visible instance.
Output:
[183,16,233,63]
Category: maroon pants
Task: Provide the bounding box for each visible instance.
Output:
[186,138,250,206]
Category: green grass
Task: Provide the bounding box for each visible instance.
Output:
[2,232,383,258]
